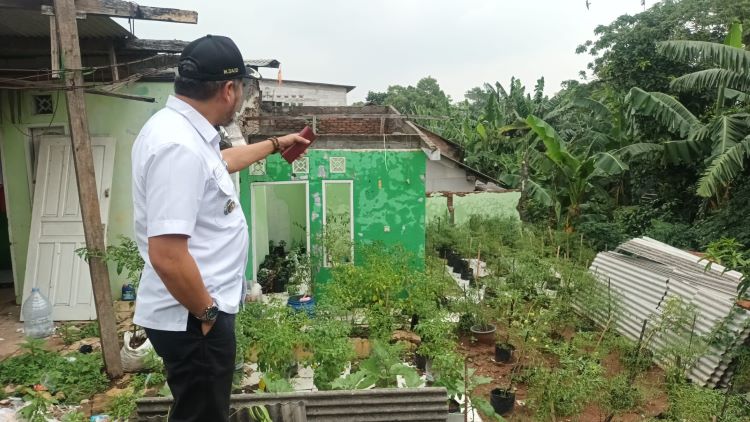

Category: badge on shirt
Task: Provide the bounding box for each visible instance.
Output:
[224,199,236,215]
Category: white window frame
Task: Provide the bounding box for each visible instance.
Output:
[249,181,310,282]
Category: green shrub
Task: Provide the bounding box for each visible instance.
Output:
[603,375,642,414]
[527,353,605,420]
[0,340,109,403]
[667,383,750,422]
[577,220,627,251]
[644,219,696,249]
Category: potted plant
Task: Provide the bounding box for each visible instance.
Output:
[490,385,516,415]
[495,342,515,363]
[414,311,455,372]
[489,336,524,415]
[469,303,497,345]
[494,294,519,363]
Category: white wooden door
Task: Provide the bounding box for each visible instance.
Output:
[22,137,115,321]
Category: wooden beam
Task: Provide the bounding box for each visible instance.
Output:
[53,0,123,378]
[75,0,197,23]
[85,88,154,102]
[107,42,119,81]
[49,15,60,78]
[123,38,188,53]
[0,0,197,23]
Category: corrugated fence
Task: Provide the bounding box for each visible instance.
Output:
[588,237,750,388]
[137,387,449,422]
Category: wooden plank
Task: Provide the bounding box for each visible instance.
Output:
[108,42,119,81]
[75,0,197,23]
[49,15,60,79]
[53,0,122,378]
[0,0,197,23]
[124,38,189,52]
[85,88,154,102]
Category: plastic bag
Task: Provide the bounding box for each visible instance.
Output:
[120,330,152,373]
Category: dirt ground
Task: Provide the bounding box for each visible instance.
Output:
[458,334,670,421]
[0,286,24,359]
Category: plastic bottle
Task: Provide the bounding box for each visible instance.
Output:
[22,288,54,339]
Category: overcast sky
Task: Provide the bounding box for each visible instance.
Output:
[117,1,646,103]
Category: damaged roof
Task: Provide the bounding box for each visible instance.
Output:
[415,124,507,189]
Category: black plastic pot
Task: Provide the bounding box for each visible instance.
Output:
[490,388,515,414]
[470,324,497,345]
[447,398,461,413]
[458,260,470,272]
[494,343,515,363]
[415,352,427,371]
[410,314,420,330]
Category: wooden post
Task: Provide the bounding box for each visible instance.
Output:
[108,42,119,81]
[49,15,60,78]
[53,0,123,378]
[446,193,455,225]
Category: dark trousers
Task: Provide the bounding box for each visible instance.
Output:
[145,312,236,422]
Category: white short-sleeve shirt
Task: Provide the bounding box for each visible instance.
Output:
[131,95,249,331]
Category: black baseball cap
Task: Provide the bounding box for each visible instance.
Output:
[178,35,250,81]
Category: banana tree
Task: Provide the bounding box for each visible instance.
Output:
[626,22,750,200]
[522,115,629,232]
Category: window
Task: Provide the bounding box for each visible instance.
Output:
[33,95,54,115]
[329,157,346,174]
[322,181,353,266]
[292,157,309,174]
[249,159,266,176]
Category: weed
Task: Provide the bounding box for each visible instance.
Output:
[61,410,87,422]
[603,374,642,414]
[0,345,109,403]
[107,388,139,421]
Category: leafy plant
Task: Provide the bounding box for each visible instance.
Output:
[602,374,643,415]
[305,312,355,390]
[666,383,750,422]
[75,235,144,292]
[61,410,87,422]
[18,388,56,422]
[59,322,100,346]
[703,237,750,299]
[0,344,109,404]
[332,340,421,389]
[258,373,294,394]
[107,388,139,421]
[527,350,605,420]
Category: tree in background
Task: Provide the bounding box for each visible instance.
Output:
[627,23,750,201]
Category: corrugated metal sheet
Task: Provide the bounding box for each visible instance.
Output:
[246,59,281,69]
[0,8,131,38]
[143,402,307,422]
[136,388,449,422]
[588,237,750,388]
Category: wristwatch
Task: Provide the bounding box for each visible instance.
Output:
[195,300,219,322]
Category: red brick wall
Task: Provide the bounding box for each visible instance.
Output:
[318,117,382,134]
[261,116,388,134]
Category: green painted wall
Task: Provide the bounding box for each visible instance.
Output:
[426,191,521,225]
[0,84,173,301]
[241,150,427,286]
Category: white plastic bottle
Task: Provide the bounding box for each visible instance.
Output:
[22,288,54,338]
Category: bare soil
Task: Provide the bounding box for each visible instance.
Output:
[457,334,670,421]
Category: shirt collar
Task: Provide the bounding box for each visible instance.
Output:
[166,95,220,145]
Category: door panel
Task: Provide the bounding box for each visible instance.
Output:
[22,136,115,321]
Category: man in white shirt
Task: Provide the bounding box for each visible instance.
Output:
[131,35,308,421]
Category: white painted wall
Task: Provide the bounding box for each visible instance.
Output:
[426,159,476,193]
[259,80,350,106]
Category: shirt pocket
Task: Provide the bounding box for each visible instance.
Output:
[210,163,243,228]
